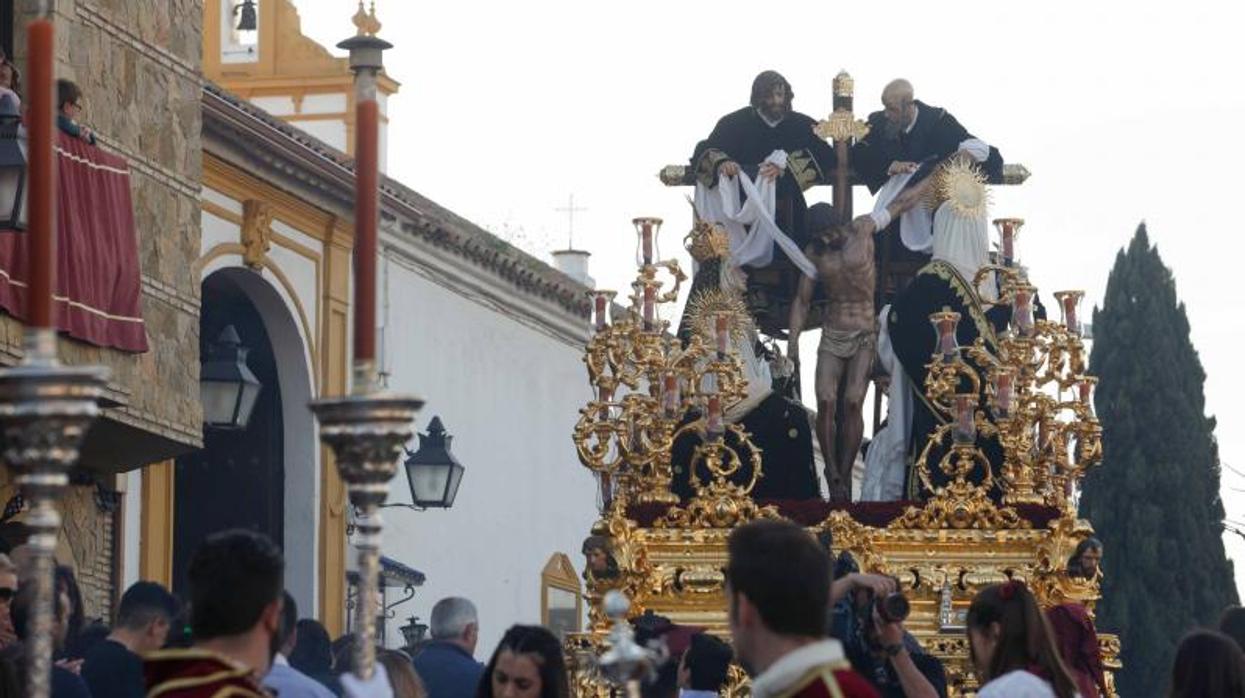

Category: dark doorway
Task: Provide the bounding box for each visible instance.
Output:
[172,270,284,596]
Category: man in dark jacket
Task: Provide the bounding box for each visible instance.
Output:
[412,597,484,698]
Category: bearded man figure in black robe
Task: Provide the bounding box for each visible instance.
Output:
[691,71,835,251]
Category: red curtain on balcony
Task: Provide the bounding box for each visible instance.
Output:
[0,131,148,352]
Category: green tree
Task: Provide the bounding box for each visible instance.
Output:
[1080,223,1239,697]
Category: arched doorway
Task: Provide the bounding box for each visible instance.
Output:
[173,267,318,609]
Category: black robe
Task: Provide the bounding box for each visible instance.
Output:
[886,261,1010,498]
[851,100,1005,194]
[691,107,835,250]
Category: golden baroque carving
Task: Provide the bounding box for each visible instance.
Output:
[241,199,273,269]
[890,479,1030,531]
[814,109,870,143]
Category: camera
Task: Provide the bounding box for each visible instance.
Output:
[873,590,910,624]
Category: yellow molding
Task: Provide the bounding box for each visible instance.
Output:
[139,462,175,586]
[204,155,335,243]
[195,244,321,390]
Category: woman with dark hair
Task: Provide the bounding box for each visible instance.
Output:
[1167,630,1245,698]
[476,625,569,698]
[378,649,427,698]
[1065,538,1103,579]
[965,581,1079,698]
[54,565,86,662]
[290,619,341,696]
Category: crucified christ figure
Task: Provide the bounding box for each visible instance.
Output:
[787,179,932,501]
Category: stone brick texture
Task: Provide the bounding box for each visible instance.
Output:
[4,0,205,613]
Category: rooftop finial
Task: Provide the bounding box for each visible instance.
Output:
[352,0,381,36]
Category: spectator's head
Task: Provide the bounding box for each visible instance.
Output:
[966,581,1078,698]
[288,618,334,675]
[56,79,83,121]
[332,633,359,676]
[54,565,84,655]
[429,597,479,655]
[0,555,16,621]
[186,529,284,673]
[678,632,732,693]
[1218,605,1245,654]
[379,649,427,698]
[115,581,178,654]
[1168,630,1245,698]
[1066,538,1103,579]
[274,591,299,657]
[0,54,17,94]
[11,577,67,652]
[477,625,569,698]
[725,519,828,676]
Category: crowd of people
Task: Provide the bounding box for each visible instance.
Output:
[0,49,98,146]
[0,524,1238,697]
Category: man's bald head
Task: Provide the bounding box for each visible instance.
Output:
[881,79,914,107]
[881,79,917,132]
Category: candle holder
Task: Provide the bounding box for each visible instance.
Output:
[992,218,1024,267]
[589,290,617,331]
[1011,285,1036,338]
[991,367,1016,421]
[0,329,107,698]
[633,217,663,268]
[1054,290,1085,337]
[310,389,422,679]
[930,309,962,363]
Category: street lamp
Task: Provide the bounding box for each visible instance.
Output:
[200,325,261,429]
[0,92,27,231]
[400,416,465,509]
[398,616,428,649]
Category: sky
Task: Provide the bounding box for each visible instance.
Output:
[292,0,1245,593]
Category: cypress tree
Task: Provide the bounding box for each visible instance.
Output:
[1080,223,1238,696]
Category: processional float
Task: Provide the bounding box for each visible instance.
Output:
[568,75,1117,697]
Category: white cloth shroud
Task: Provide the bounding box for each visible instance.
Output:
[860,305,909,502]
[693,150,817,279]
[869,137,991,253]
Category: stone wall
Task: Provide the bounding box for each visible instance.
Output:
[5,0,204,449]
[0,476,116,622]
[1,0,204,613]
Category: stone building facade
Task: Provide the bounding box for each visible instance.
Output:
[0,0,203,620]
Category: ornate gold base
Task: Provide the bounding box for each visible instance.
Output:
[571,509,1119,697]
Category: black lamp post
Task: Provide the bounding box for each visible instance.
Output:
[233,0,258,32]
[200,325,262,429]
[381,416,464,510]
[0,92,27,232]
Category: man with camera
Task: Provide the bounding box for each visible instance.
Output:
[829,568,947,698]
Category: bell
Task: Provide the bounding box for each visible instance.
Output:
[234,0,258,32]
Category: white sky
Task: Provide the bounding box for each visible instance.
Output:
[292,0,1245,593]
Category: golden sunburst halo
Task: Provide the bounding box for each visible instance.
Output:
[684,288,755,347]
[931,157,991,219]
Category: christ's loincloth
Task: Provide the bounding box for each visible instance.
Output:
[818,326,876,359]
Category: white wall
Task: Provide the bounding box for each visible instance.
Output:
[374,253,598,654]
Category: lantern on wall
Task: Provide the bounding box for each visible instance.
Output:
[402,417,465,508]
[0,93,28,232]
[200,325,262,429]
